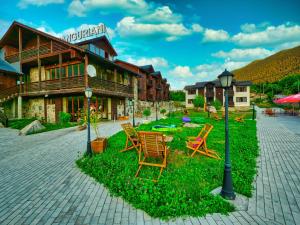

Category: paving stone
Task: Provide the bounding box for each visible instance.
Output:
[0,112,300,224]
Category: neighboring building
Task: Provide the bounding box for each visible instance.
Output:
[184,79,252,108]
[0,21,140,122]
[115,60,170,102]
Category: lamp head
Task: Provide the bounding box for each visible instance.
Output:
[218,69,234,88]
[85,87,93,98]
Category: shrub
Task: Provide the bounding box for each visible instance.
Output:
[59,112,71,124]
[143,108,151,119]
[193,95,205,109]
[212,99,222,110]
[160,109,166,115]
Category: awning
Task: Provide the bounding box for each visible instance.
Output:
[275,93,300,104]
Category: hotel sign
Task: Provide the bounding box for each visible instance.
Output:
[62,24,107,43]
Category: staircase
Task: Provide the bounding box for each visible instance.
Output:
[0,86,19,104]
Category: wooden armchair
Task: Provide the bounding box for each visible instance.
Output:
[186,124,220,159]
[136,131,168,181]
[120,123,140,152]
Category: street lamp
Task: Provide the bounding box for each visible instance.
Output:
[252,103,255,120]
[207,102,211,118]
[218,69,236,200]
[156,101,159,121]
[130,99,135,127]
[85,87,93,157]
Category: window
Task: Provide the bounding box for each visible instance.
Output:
[61,67,66,78]
[51,69,55,80]
[188,89,196,95]
[79,63,84,76]
[236,97,247,102]
[56,68,60,79]
[236,86,247,92]
[68,65,73,77]
[73,64,79,76]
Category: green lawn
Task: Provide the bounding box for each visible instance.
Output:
[8,118,77,134]
[76,110,259,219]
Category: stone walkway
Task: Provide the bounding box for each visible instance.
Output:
[0,112,299,225]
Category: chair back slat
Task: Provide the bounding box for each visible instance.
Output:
[121,123,138,138]
[198,124,213,141]
[138,131,166,158]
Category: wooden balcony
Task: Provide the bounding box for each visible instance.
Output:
[206,91,214,98]
[147,80,153,87]
[21,76,85,96]
[89,77,134,98]
[0,85,19,103]
[4,42,69,63]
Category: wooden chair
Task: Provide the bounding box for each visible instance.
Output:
[186,124,220,159]
[120,123,140,152]
[235,114,245,123]
[136,131,168,181]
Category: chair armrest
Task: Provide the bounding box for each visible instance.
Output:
[187,136,196,141]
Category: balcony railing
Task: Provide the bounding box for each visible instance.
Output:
[89,77,133,97]
[5,42,69,63]
[22,76,85,95]
[147,80,153,87]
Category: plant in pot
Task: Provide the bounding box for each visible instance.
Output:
[90,111,107,154]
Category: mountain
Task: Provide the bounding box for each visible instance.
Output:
[233,45,300,84]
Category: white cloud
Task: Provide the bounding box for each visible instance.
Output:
[212,48,274,61]
[126,56,169,68]
[191,24,203,33]
[116,16,194,41]
[18,0,64,9]
[68,0,148,17]
[169,66,193,78]
[140,6,182,24]
[240,23,257,33]
[203,28,230,42]
[232,23,300,47]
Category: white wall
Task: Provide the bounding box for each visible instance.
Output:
[185,89,197,108]
[234,86,250,107]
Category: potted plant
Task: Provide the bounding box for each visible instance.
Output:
[90,111,107,153]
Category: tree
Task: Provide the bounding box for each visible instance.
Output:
[170,90,185,102]
[212,99,222,110]
[160,109,166,116]
[143,108,151,119]
[193,95,205,109]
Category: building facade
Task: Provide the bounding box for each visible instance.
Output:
[184,80,251,109]
[115,60,170,102]
[0,21,141,122]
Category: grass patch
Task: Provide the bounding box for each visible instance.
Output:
[76,111,258,219]
[8,118,77,134]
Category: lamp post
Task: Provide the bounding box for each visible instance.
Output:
[156,101,159,121]
[252,103,255,120]
[218,69,236,200]
[85,87,93,157]
[207,102,211,118]
[130,99,135,127]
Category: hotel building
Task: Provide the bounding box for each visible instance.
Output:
[0,21,170,123]
[184,79,252,109]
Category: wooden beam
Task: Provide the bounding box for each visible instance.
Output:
[50,40,53,53]
[84,54,88,87]
[18,27,22,63]
[37,35,41,90]
[59,53,62,89]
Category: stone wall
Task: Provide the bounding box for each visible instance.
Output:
[25,98,45,119]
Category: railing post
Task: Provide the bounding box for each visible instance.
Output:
[84,55,88,88]
[37,35,41,91]
[59,53,62,89]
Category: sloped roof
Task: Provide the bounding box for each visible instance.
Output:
[139,65,155,73]
[0,58,21,74]
[184,79,252,90]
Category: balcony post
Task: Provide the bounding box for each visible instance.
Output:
[18,27,22,63]
[114,69,117,91]
[59,53,62,89]
[37,35,41,91]
[84,54,88,87]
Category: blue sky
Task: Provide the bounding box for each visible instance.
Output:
[1,0,300,89]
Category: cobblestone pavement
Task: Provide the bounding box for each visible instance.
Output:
[0,112,299,225]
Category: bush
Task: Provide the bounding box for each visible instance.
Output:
[143,108,151,119]
[160,109,166,115]
[59,112,71,124]
[212,99,222,110]
[193,95,205,109]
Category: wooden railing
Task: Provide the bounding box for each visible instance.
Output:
[5,41,69,63]
[22,76,85,94]
[89,77,133,97]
